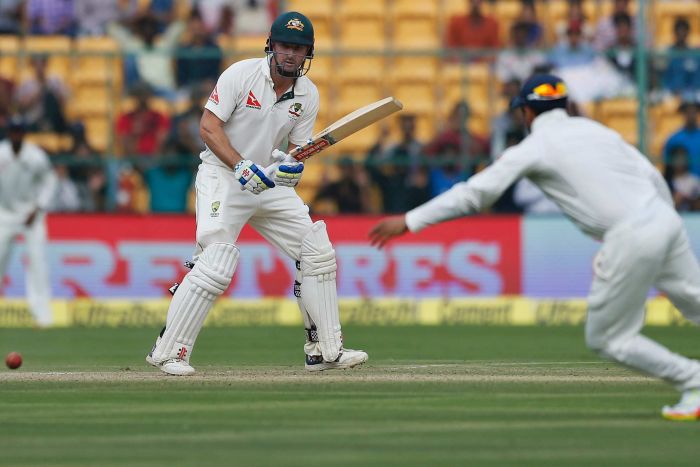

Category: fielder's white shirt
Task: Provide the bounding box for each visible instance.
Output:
[406,109,672,240]
[0,140,57,222]
[202,57,319,168]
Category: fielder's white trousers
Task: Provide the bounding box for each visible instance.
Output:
[586,199,700,391]
[194,163,313,261]
[0,213,52,326]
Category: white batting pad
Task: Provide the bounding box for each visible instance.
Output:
[296,265,322,356]
[151,243,239,363]
[300,221,342,362]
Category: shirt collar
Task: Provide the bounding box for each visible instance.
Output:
[531,108,569,133]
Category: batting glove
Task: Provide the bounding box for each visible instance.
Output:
[270,149,304,188]
[234,159,275,194]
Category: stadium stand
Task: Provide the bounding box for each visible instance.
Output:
[1,0,699,212]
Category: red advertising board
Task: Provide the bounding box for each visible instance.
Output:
[2,214,521,299]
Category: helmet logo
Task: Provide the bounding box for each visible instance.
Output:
[286,18,304,31]
[528,82,568,101]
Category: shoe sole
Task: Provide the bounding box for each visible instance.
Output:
[146,354,195,376]
[662,412,700,421]
[305,356,368,372]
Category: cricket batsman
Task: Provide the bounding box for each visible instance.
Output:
[0,117,56,327]
[147,11,368,375]
[370,74,700,421]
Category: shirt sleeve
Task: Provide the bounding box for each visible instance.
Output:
[405,142,540,232]
[288,86,319,147]
[204,65,241,123]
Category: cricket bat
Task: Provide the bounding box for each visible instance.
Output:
[265,96,403,177]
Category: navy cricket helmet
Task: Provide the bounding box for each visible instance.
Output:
[510,74,569,114]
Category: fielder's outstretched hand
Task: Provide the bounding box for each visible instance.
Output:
[234,159,275,194]
[369,215,409,249]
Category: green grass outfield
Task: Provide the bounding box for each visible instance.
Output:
[1,326,699,466]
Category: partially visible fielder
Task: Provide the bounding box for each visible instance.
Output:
[0,117,56,327]
[370,74,700,421]
[147,11,368,375]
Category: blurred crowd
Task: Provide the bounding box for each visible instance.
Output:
[0,0,699,215]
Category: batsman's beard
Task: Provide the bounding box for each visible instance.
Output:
[269,51,312,78]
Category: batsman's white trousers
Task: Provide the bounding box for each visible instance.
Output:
[0,213,52,326]
[194,163,312,262]
[586,198,700,391]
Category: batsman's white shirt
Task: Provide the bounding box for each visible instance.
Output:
[202,57,319,168]
[0,140,56,326]
[195,58,319,260]
[406,108,700,391]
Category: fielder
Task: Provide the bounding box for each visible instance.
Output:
[147,11,368,375]
[0,117,56,327]
[370,74,700,421]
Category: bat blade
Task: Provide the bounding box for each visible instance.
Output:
[290,96,403,162]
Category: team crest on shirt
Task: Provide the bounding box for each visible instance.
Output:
[288,102,303,119]
[211,201,220,217]
[286,18,304,31]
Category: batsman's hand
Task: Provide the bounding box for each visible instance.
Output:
[369,215,409,249]
[234,159,275,194]
[268,149,304,188]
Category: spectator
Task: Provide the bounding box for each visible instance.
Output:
[549,20,597,70]
[314,157,372,214]
[49,165,83,212]
[427,142,471,197]
[425,101,489,170]
[176,13,222,89]
[662,17,700,96]
[27,0,76,36]
[0,76,14,140]
[166,81,209,157]
[554,0,593,45]
[65,122,107,211]
[235,0,272,35]
[664,98,700,177]
[606,13,636,82]
[518,0,543,47]
[14,55,69,133]
[593,0,634,51]
[665,145,700,212]
[491,79,525,159]
[148,0,175,33]
[496,21,547,83]
[446,0,500,56]
[196,0,272,36]
[366,115,425,213]
[108,13,185,97]
[115,82,170,159]
[144,156,193,213]
[75,0,138,36]
[0,0,23,35]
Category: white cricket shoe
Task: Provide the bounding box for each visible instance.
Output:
[304,348,368,372]
[146,353,196,376]
[662,388,700,421]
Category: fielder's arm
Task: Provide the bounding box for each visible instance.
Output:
[199,109,245,170]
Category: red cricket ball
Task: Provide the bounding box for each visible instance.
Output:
[5,352,22,370]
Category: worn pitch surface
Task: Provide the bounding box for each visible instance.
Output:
[1,326,699,466]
